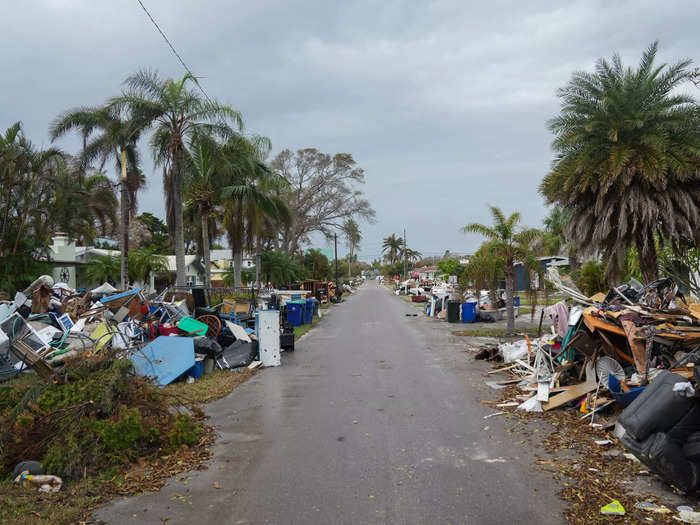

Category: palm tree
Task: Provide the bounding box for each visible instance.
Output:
[303,248,331,280]
[342,219,361,277]
[85,254,121,285]
[540,42,700,283]
[382,234,403,265]
[50,105,148,289]
[128,247,169,287]
[405,248,422,263]
[221,135,291,288]
[463,206,540,334]
[184,132,226,289]
[0,123,65,257]
[51,165,118,245]
[110,69,243,287]
[461,241,505,303]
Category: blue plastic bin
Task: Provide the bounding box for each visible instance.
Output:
[187,358,204,380]
[286,303,303,326]
[461,302,477,323]
[304,299,315,324]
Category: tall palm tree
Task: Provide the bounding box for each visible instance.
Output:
[221,135,291,287]
[463,206,540,334]
[184,132,226,289]
[382,234,403,265]
[342,219,361,278]
[51,165,118,245]
[540,42,700,283]
[110,69,242,287]
[50,105,148,289]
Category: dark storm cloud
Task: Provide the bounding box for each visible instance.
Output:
[2,0,698,259]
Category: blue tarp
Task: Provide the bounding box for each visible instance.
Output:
[130,336,194,386]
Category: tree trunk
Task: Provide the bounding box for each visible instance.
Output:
[120,149,129,289]
[636,232,659,284]
[201,211,211,290]
[173,161,186,287]
[255,237,261,290]
[505,262,515,335]
[234,249,242,289]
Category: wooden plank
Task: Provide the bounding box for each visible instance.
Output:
[621,319,648,375]
[542,381,597,411]
[583,313,625,336]
[487,364,519,375]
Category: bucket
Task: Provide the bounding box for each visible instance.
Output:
[203,357,214,375]
[188,356,204,379]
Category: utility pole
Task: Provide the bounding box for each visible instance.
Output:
[403,227,407,281]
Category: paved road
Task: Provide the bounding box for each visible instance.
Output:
[95,285,564,524]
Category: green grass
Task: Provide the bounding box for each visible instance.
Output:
[294,314,321,338]
[451,327,540,338]
[163,368,256,404]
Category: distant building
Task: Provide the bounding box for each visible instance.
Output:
[413,265,438,281]
[514,256,569,291]
[46,234,253,291]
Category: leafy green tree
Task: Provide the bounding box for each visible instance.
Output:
[85,254,121,285]
[0,122,65,293]
[128,247,169,285]
[136,212,171,252]
[463,206,540,334]
[437,258,464,277]
[110,70,243,287]
[51,168,118,246]
[303,248,331,280]
[575,261,607,297]
[460,242,504,302]
[540,42,700,284]
[260,250,303,285]
[51,104,149,289]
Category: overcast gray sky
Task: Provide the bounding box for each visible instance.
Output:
[2,0,698,260]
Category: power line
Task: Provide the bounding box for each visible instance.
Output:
[136,0,212,103]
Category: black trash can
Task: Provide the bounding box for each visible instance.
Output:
[447,301,460,323]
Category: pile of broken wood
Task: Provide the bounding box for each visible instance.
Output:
[479,272,700,416]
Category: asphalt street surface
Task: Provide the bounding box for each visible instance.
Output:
[95,284,565,524]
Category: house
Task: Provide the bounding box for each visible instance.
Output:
[514,256,570,291]
[414,265,438,281]
[46,234,254,291]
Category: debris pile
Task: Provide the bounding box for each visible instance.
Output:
[482,268,700,495]
[0,276,321,486]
